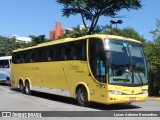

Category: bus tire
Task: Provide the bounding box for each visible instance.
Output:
[6,77,11,86]
[25,81,31,95]
[19,81,24,93]
[76,87,90,107]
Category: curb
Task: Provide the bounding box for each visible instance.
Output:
[147,97,160,100]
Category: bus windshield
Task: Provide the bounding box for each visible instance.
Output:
[105,39,148,86]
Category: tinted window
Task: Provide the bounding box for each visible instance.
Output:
[12,39,86,64]
[64,40,86,60]
[0,60,9,68]
[89,38,106,83]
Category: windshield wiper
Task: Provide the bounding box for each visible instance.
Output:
[132,64,143,85]
[137,71,144,85]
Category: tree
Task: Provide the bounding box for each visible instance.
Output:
[56,0,142,34]
[29,35,49,46]
[95,24,145,42]
[60,24,145,43]
[60,25,88,38]
[143,19,160,96]
[0,36,32,56]
[0,34,48,57]
[144,19,160,63]
[115,27,145,42]
[150,19,160,43]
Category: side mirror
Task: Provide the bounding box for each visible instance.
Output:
[105,51,111,67]
[145,58,149,70]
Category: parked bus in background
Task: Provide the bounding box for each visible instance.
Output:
[0,56,12,85]
[11,34,148,106]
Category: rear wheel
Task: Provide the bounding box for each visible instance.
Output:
[76,87,90,107]
[19,81,24,93]
[25,81,31,95]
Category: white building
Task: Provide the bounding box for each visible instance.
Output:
[9,34,32,43]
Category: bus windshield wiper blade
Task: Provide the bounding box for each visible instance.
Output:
[137,71,143,85]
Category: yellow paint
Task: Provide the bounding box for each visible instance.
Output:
[11,34,148,105]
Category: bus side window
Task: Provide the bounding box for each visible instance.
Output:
[59,44,67,61]
[30,51,35,62]
[16,54,21,63]
[55,45,61,61]
[47,45,54,61]
[70,40,86,60]
[71,46,76,60]
[23,52,28,63]
[42,48,46,62]
[46,47,51,61]
[81,44,86,60]
[0,61,3,68]
[35,48,45,62]
[64,43,71,60]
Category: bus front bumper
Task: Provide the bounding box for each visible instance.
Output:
[106,93,148,104]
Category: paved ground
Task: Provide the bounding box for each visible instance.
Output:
[0,83,160,120]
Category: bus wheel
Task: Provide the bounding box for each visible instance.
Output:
[25,81,31,95]
[19,81,24,93]
[76,87,90,107]
[6,77,11,86]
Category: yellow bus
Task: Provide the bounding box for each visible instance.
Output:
[11,34,148,106]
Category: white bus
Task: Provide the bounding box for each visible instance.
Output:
[0,56,12,85]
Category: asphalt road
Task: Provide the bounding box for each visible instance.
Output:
[0,83,160,120]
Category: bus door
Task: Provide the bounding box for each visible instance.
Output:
[88,38,107,102]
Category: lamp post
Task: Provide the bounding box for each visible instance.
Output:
[110,20,123,29]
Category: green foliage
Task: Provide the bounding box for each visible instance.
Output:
[56,0,142,34]
[103,26,145,42]
[0,36,11,56]
[144,19,160,63]
[29,35,49,46]
[0,36,32,56]
[119,28,145,42]
[60,24,145,43]
[60,25,88,38]
[98,24,145,42]
[143,19,160,95]
[0,35,48,56]
[150,19,160,43]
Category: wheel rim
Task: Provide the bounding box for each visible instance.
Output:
[25,82,30,94]
[80,91,87,102]
[26,86,28,93]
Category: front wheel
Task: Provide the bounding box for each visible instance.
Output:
[76,88,90,107]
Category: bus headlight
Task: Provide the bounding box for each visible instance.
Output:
[109,90,122,95]
[142,89,148,94]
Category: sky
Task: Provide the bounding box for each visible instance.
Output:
[0,0,159,41]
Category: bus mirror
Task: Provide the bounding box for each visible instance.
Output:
[145,57,150,71]
[105,51,111,67]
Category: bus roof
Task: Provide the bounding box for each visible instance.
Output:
[0,56,12,60]
[13,34,142,52]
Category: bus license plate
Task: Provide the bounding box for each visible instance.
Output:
[129,97,136,101]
